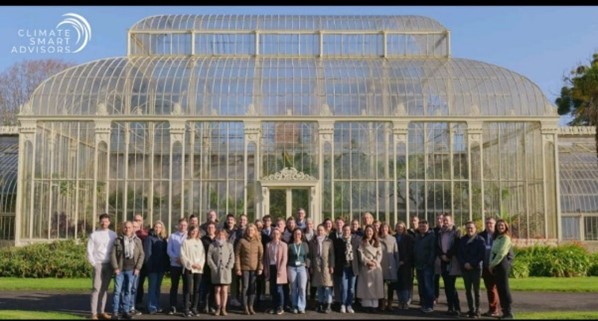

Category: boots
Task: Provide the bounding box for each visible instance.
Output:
[248,295,256,315]
[386,299,393,311]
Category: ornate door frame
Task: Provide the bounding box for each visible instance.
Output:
[258,167,320,223]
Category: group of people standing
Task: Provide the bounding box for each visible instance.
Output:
[86,209,514,320]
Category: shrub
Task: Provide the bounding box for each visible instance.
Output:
[0,239,91,278]
[589,253,598,276]
[512,243,591,277]
[510,256,530,278]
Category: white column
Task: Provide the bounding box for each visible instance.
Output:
[541,120,559,240]
[318,120,334,218]
[466,121,484,221]
[169,120,186,232]
[286,188,292,219]
[93,119,111,219]
[244,121,261,217]
[14,119,36,245]
[392,121,409,224]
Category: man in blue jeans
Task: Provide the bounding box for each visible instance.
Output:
[110,221,145,320]
[414,220,436,313]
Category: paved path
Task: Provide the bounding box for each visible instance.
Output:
[0,290,595,319]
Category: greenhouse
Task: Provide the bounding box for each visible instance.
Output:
[8,14,565,246]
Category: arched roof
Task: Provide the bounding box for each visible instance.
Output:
[26,56,556,117]
[130,14,447,33]
[0,134,18,215]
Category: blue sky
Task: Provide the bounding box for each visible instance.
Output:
[1,6,597,126]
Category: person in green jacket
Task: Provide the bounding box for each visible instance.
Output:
[489,219,514,320]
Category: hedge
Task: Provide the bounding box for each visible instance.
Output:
[1,239,597,279]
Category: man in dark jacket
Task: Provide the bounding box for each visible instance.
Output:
[478,217,500,317]
[413,220,436,313]
[457,221,485,318]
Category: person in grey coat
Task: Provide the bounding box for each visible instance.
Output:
[378,223,399,311]
[309,224,335,313]
[207,228,235,316]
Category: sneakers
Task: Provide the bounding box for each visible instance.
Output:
[298,310,305,314]
[346,305,355,314]
[276,307,284,315]
[292,308,299,314]
[340,305,346,313]
[167,307,176,315]
[422,307,434,313]
[184,311,194,318]
[130,309,142,316]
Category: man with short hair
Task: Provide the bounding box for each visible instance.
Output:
[437,214,461,315]
[88,213,117,320]
[414,220,436,314]
[200,210,219,234]
[131,214,149,315]
[295,208,307,230]
[167,218,188,315]
[408,215,419,238]
[479,217,500,317]
[111,220,145,320]
[433,213,445,305]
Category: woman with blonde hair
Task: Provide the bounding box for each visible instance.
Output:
[143,220,169,315]
[207,228,235,316]
[180,224,205,317]
[234,223,264,315]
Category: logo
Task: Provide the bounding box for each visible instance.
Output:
[11,12,92,54]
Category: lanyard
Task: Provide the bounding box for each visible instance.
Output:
[293,242,302,258]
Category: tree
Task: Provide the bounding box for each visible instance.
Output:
[556,53,598,155]
[0,59,73,126]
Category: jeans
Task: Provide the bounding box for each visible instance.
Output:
[147,272,164,313]
[127,273,139,312]
[462,268,481,313]
[416,266,435,310]
[339,267,356,307]
[113,270,135,315]
[269,265,284,310]
[317,286,332,304]
[288,265,307,312]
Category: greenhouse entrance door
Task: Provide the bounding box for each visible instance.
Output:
[259,167,320,223]
[268,188,309,220]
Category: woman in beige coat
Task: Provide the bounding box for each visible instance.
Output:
[356,225,384,313]
[207,229,235,316]
[309,224,335,313]
[263,227,288,315]
[180,224,205,317]
[234,223,264,315]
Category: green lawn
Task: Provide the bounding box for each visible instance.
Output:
[0,310,85,320]
[1,276,598,293]
[517,311,598,319]
[450,276,598,293]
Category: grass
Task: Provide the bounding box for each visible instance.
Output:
[450,276,598,293]
[517,311,598,319]
[0,310,85,320]
[2,276,598,293]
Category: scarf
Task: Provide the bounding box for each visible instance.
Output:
[344,236,353,262]
[316,236,326,268]
[124,235,136,259]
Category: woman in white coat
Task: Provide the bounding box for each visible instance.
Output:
[356,225,384,313]
[180,224,205,317]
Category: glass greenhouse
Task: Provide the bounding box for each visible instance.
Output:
[9,14,566,245]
